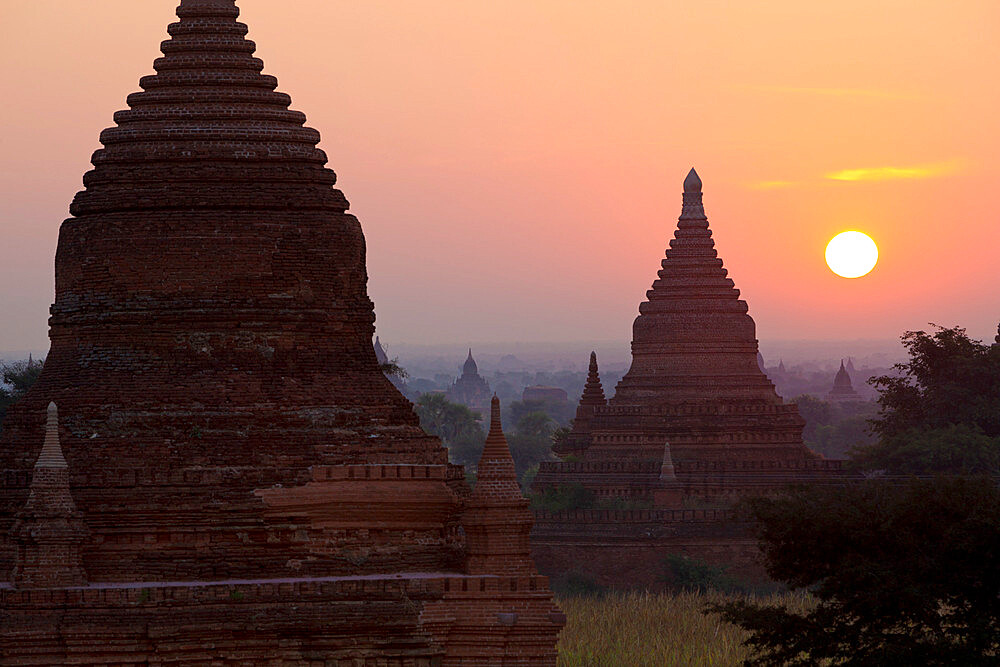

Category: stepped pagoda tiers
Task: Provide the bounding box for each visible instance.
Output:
[827,360,862,401]
[530,170,843,589]
[447,349,492,415]
[534,170,831,505]
[0,1,560,662]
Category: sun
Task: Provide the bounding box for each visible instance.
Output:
[825,231,878,279]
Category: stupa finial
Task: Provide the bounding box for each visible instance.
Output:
[683,168,702,193]
[489,394,502,434]
[679,168,707,221]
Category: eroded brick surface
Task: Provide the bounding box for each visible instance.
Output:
[0,0,560,661]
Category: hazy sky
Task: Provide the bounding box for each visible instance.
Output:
[2,1,998,352]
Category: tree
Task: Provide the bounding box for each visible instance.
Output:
[712,477,1000,665]
[0,358,43,425]
[378,356,409,380]
[413,393,484,467]
[507,411,556,479]
[853,325,1000,474]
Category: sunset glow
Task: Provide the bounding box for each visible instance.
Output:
[1,0,999,349]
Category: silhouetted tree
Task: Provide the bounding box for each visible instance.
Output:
[413,393,483,467]
[853,325,1000,474]
[378,356,409,380]
[0,358,43,425]
[712,477,1000,665]
[507,411,556,479]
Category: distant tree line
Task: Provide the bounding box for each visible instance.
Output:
[0,358,43,428]
[412,394,563,489]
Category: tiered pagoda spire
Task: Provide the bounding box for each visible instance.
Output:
[11,403,88,589]
[612,168,781,405]
[558,352,607,456]
[0,0,450,580]
[462,396,535,575]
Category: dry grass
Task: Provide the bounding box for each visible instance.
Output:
[556,590,815,667]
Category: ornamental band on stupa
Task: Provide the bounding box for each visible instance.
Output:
[0,0,562,662]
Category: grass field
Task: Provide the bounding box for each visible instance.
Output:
[556,590,814,666]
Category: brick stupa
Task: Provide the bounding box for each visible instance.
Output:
[0,1,561,662]
[530,170,843,588]
[533,169,836,507]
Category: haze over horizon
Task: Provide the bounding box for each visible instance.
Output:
[2,0,998,351]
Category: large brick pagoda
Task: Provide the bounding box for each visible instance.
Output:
[0,1,561,662]
[531,171,843,587]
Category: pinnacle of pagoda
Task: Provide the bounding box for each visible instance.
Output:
[994,322,1000,346]
[611,168,781,405]
[463,349,479,377]
[12,403,88,589]
[471,396,522,504]
[558,352,607,456]
[463,396,535,575]
[581,352,607,407]
[0,0,453,581]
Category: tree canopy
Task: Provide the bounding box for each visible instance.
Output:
[413,393,484,467]
[853,325,1000,474]
[0,358,43,425]
[713,477,1000,665]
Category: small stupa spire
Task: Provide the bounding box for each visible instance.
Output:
[557,352,607,457]
[994,322,1000,346]
[35,402,68,469]
[582,352,607,406]
[462,395,535,575]
[653,440,683,508]
[12,402,89,589]
[373,336,388,365]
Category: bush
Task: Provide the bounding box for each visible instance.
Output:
[530,483,595,511]
[551,572,608,598]
[661,554,745,595]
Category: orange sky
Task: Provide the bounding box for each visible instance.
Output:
[2,1,998,351]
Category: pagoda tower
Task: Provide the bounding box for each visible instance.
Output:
[446,349,492,415]
[1,0,458,582]
[613,169,783,406]
[827,360,861,401]
[463,396,534,575]
[556,351,607,456]
[0,1,561,662]
[534,169,817,507]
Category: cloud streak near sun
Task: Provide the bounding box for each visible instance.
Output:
[826,161,961,182]
[745,85,919,101]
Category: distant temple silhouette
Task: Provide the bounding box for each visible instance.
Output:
[827,359,861,401]
[447,349,492,416]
